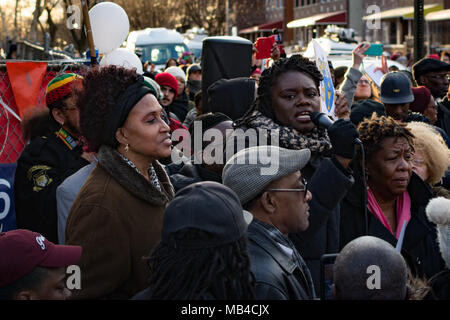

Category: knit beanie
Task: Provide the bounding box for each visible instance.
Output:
[409,86,432,113]
[426,197,450,269]
[155,72,179,99]
[165,66,186,81]
[143,76,163,100]
[46,73,82,108]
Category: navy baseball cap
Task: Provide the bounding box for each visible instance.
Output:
[380,72,414,104]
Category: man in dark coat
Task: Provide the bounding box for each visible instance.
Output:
[14,74,91,243]
[223,146,316,300]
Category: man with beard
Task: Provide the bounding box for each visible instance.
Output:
[14,73,92,243]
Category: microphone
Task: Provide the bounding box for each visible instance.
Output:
[311,111,362,144]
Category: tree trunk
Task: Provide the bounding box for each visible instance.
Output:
[30,0,43,42]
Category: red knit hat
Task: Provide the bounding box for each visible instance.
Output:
[155,72,178,99]
[46,73,83,108]
[410,86,432,113]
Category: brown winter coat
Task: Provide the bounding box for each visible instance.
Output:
[65,146,174,299]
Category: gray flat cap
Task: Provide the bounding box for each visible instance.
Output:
[222,146,311,205]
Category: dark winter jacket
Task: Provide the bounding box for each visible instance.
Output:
[168,92,193,123]
[168,161,222,192]
[340,169,445,279]
[247,220,315,300]
[437,96,450,137]
[14,128,89,243]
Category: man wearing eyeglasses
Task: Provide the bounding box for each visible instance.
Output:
[413,57,450,102]
[14,74,92,244]
[412,59,450,136]
[222,146,316,300]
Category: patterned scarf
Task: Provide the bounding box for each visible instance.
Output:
[245,111,332,157]
[117,152,162,192]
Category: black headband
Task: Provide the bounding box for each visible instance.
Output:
[103,76,152,147]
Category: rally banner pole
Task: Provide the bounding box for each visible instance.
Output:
[81,0,97,66]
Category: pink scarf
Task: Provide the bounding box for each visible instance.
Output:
[367,188,411,239]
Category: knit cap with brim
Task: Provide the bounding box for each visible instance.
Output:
[46,73,82,108]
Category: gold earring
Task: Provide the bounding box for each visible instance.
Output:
[124,144,129,153]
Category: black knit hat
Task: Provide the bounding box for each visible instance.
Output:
[350,99,386,126]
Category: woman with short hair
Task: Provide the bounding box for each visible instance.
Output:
[341,114,445,279]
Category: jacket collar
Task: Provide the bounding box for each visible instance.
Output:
[97,145,174,206]
[248,219,297,274]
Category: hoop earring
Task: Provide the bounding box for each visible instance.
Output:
[124,144,129,153]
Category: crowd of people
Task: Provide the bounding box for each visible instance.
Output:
[1,41,450,301]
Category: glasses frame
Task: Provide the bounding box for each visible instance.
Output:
[266,178,308,196]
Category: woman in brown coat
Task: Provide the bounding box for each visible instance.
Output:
[65,66,174,299]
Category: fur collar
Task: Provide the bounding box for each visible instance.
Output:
[97,145,174,206]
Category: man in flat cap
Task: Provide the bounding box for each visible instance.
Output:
[413,58,450,102]
[413,59,450,135]
[14,73,91,243]
[223,145,316,300]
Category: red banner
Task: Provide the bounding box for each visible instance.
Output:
[6,62,47,118]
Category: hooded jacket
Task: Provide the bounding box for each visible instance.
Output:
[207,78,256,120]
[65,145,174,299]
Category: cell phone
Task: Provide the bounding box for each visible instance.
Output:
[320,253,338,300]
[364,43,383,56]
[255,36,275,59]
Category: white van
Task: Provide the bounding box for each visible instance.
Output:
[126,28,189,71]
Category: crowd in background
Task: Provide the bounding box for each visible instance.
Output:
[1,41,450,301]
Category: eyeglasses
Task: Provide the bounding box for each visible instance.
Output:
[266,178,308,196]
[358,79,370,85]
[412,158,426,167]
[424,74,450,81]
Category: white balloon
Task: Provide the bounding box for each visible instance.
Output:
[100,48,143,74]
[89,2,129,54]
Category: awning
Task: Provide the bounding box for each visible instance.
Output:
[239,20,283,34]
[287,11,346,29]
[258,20,283,31]
[362,4,442,20]
[425,8,450,21]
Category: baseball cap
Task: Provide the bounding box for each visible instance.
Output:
[412,58,450,81]
[187,64,201,77]
[222,146,311,205]
[380,72,414,104]
[0,229,82,287]
[162,181,247,247]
